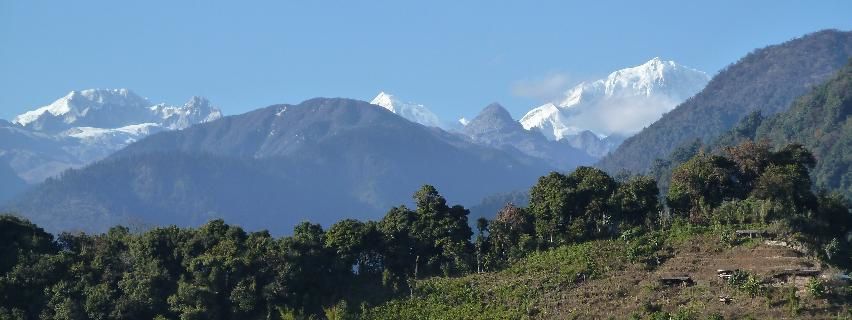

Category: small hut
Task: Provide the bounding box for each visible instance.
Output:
[772,268,820,286]
[735,230,765,238]
[660,276,694,287]
[717,269,735,280]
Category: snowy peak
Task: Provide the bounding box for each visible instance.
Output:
[519,58,710,157]
[152,96,223,130]
[521,58,710,142]
[4,89,225,184]
[519,103,582,140]
[520,103,558,130]
[13,89,222,133]
[600,57,708,100]
[559,58,709,108]
[370,91,396,112]
[13,89,151,131]
[369,91,442,128]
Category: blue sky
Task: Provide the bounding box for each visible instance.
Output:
[1,1,850,121]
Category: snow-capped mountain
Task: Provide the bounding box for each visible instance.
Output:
[7,98,555,233]
[519,102,583,140]
[370,92,443,128]
[14,89,154,133]
[2,89,222,186]
[460,103,594,169]
[153,96,223,130]
[521,58,710,141]
[558,57,709,109]
[13,89,222,133]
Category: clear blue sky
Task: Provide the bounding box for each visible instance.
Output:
[1,1,850,121]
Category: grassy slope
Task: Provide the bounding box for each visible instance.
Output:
[364,226,850,319]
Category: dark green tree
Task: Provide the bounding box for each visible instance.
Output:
[410,185,473,277]
[565,167,618,238]
[488,203,534,267]
[528,172,572,245]
[609,176,660,228]
[667,153,740,222]
[0,215,56,274]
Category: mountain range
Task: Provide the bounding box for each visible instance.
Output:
[13,89,221,132]
[4,30,849,235]
[460,103,595,169]
[0,89,222,196]
[376,58,710,158]
[4,98,553,233]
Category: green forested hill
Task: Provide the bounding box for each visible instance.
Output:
[754,60,852,199]
[652,60,852,200]
[707,60,852,200]
[598,29,852,174]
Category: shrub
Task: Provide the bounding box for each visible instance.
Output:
[727,270,765,297]
[785,287,800,316]
[806,278,827,298]
[707,314,724,320]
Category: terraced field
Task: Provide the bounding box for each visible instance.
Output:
[364,228,851,319]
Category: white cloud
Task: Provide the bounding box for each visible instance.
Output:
[511,73,571,102]
[561,95,679,136]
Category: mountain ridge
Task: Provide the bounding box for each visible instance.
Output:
[460,103,595,170]
[6,97,554,234]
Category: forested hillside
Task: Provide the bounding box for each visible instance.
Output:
[2,141,850,319]
[656,59,852,200]
[753,60,852,199]
[598,29,852,173]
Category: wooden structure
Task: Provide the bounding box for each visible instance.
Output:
[773,268,820,278]
[659,276,694,287]
[772,268,821,286]
[764,240,788,247]
[735,230,765,238]
[717,269,735,280]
